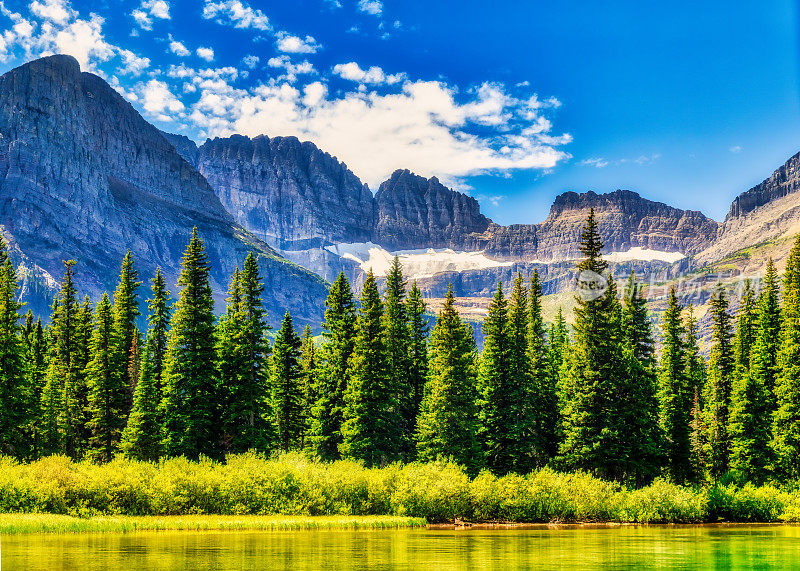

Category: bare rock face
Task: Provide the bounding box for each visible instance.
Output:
[195,134,375,249]
[374,170,492,250]
[696,151,800,268]
[0,55,327,327]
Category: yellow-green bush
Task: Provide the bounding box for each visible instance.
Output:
[2,454,800,523]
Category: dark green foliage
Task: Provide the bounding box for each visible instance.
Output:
[658,287,692,483]
[557,209,629,481]
[773,236,800,480]
[730,272,777,483]
[121,336,163,461]
[685,306,708,481]
[111,251,141,414]
[0,244,27,458]
[406,280,429,454]
[299,325,317,450]
[23,316,47,458]
[271,312,304,452]
[524,271,558,469]
[146,267,171,392]
[619,273,661,485]
[548,308,569,385]
[382,257,413,459]
[342,271,401,466]
[477,282,514,474]
[703,284,734,479]
[160,229,220,459]
[86,294,128,463]
[309,272,357,461]
[416,286,482,474]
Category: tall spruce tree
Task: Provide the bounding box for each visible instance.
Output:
[121,336,163,461]
[86,294,128,463]
[160,229,220,459]
[620,272,661,484]
[416,285,482,474]
[477,282,514,474]
[703,284,734,479]
[684,305,708,481]
[342,271,400,466]
[147,267,171,392]
[382,256,413,458]
[309,272,356,460]
[271,312,304,452]
[299,325,317,450]
[773,236,800,480]
[24,316,47,458]
[111,251,141,411]
[657,287,692,483]
[526,271,558,469]
[406,280,429,452]
[557,209,629,481]
[0,248,27,457]
[733,281,756,373]
[548,308,569,385]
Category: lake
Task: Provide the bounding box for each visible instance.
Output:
[3,525,800,569]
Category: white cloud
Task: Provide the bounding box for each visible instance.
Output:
[324,0,342,8]
[196,46,214,61]
[201,0,270,30]
[275,31,320,54]
[730,145,742,153]
[581,157,609,168]
[168,35,189,56]
[140,78,184,121]
[29,0,75,24]
[183,74,569,188]
[242,54,259,69]
[357,0,382,16]
[52,15,115,68]
[131,0,170,30]
[332,62,405,85]
[117,48,150,75]
[267,55,315,82]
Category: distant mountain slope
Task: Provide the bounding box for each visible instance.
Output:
[0,55,327,327]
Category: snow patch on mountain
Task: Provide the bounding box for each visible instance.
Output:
[604,247,686,263]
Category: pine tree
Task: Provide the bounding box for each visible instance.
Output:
[111,251,141,412]
[382,256,413,459]
[121,336,163,461]
[703,284,734,479]
[416,286,482,474]
[406,280,429,454]
[342,271,401,466]
[147,267,171,392]
[525,271,558,470]
[657,287,692,482]
[24,316,47,458]
[733,280,756,373]
[299,325,317,450]
[0,247,27,457]
[309,272,356,460]
[160,229,220,459]
[477,282,513,474]
[773,236,800,480]
[43,261,85,458]
[620,272,661,484]
[548,308,569,384]
[750,259,781,399]
[557,209,629,481]
[271,312,304,452]
[684,305,708,481]
[86,294,128,463]
[506,273,531,471]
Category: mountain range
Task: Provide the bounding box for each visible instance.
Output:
[1,55,798,329]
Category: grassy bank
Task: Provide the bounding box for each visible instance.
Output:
[2,453,800,524]
[0,514,426,534]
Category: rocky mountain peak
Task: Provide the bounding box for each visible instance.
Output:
[725,151,800,220]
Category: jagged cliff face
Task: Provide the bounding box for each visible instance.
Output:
[374,170,491,250]
[0,55,327,327]
[696,152,800,269]
[195,135,375,249]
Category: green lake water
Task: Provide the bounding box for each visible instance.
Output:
[3,525,800,570]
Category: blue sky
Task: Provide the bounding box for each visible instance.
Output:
[0,0,797,223]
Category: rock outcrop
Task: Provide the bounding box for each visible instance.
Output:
[374,170,491,250]
[195,135,375,249]
[0,55,327,327]
[696,151,800,268]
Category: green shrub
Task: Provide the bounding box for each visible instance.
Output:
[390,460,471,522]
